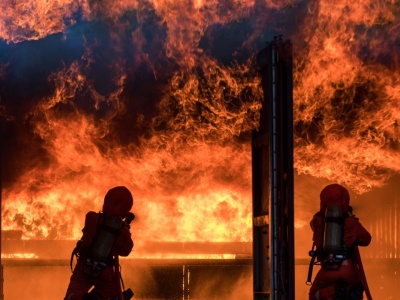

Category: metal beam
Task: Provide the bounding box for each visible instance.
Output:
[252,36,294,300]
[0,110,5,300]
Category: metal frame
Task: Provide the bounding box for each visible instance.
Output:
[0,114,5,300]
[252,36,294,300]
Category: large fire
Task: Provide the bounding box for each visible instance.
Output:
[0,1,399,249]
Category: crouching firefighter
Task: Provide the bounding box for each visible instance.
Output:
[65,186,135,300]
[306,184,372,300]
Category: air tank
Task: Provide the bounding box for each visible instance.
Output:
[323,205,343,255]
[90,214,123,263]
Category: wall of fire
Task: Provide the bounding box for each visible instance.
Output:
[0,1,399,299]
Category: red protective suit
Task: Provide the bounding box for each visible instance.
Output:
[65,186,134,300]
[308,184,371,300]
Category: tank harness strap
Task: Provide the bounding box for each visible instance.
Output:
[306,211,350,284]
[70,245,77,271]
[70,240,85,271]
[306,243,319,285]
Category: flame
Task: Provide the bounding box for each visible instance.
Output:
[0,0,82,43]
[124,253,237,260]
[1,1,400,245]
[1,57,257,241]
[293,1,400,193]
[1,253,38,259]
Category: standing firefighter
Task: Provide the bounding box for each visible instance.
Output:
[307,184,372,300]
[65,186,135,300]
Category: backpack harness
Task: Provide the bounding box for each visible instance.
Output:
[306,208,354,285]
[70,212,122,276]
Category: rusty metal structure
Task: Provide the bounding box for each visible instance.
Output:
[252,36,295,300]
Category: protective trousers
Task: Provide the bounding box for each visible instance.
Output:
[308,260,360,300]
[64,260,120,300]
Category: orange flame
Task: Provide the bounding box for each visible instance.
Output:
[1,253,38,259]
[293,1,400,193]
[2,56,257,241]
[1,1,399,244]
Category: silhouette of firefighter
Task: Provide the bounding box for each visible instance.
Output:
[65,186,135,300]
[307,184,372,300]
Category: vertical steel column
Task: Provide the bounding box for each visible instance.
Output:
[182,265,190,300]
[252,36,294,300]
[0,114,4,300]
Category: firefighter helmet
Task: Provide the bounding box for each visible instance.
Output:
[319,184,350,214]
[102,186,133,218]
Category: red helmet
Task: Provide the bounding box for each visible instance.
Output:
[319,184,350,213]
[102,186,133,218]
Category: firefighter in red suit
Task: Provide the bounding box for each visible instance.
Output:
[64,186,134,300]
[308,184,371,300]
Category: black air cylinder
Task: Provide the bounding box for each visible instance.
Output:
[91,214,122,262]
[323,205,342,254]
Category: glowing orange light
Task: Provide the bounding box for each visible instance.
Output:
[1,1,399,250]
[1,253,38,259]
